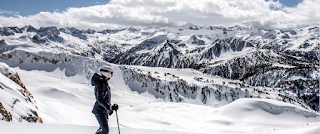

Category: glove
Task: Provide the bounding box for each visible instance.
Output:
[108,110,113,115]
[111,104,119,111]
[106,105,112,111]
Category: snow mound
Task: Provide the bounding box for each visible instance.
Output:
[221,98,318,122]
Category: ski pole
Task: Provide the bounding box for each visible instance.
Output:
[116,110,120,134]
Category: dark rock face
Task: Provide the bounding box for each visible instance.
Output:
[36,26,64,43]
[59,27,87,40]
[190,35,205,45]
[281,33,290,39]
[31,35,46,44]
[98,28,125,34]
[28,26,65,43]
[26,25,37,32]
[0,39,6,46]
[202,42,224,58]
[290,30,297,35]
[127,27,138,32]
[0,27,24,36]
[110,35,168,64]
[82,29,96,34]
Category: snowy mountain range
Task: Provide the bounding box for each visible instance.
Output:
[0,24,319,133]
[0,25,318,110]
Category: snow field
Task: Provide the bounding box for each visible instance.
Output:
[7,65,319,134]
[0,121,202,134]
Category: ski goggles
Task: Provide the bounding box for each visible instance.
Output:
[100,69,113,78]
[101,71,113,78]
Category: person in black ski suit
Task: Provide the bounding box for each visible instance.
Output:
[92,66,119,134]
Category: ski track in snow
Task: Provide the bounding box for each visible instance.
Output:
[0,66,318,134]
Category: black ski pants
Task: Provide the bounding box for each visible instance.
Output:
[95,113,109,134]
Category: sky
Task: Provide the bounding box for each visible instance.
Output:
[0,0,318,30]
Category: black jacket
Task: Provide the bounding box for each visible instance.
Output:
[91,73,111,115]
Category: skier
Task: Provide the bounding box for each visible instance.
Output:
[92,66,119,134]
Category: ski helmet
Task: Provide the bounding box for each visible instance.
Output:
[100,66,114,78]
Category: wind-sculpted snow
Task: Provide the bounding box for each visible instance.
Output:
[0,62,42,123]
[121,66,197,102]
[0,50,109,81]
[221,98,318,120]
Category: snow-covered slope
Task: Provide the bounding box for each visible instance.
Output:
[121,65,315,111]
[2,64,317,134]
[0,62,42,123]
[1,117,319,134]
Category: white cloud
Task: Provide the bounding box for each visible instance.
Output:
[0,0,318,30]
[0,9,19,15]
